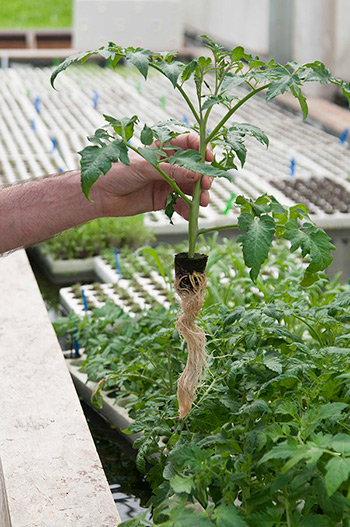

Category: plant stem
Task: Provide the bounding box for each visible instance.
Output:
[149,62,200,124]
[188,125,207,258]
[197,223,239,237]
[206,84,269,144]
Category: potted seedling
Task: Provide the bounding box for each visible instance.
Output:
[51,36,350,418]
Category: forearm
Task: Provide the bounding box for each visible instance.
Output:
[0,170,104,254]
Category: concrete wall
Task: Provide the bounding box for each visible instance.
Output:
[73,0,184,51]
[335,0,350,80]
[185,0,270,55]
[184,0,350,83]
[0,250,120,527]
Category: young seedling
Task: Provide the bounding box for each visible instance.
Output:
[51,36,350,418]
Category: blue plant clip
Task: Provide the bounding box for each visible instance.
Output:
[290,157,296,176]
[81,287,89,313]
[30,119,37,132]
[34,96,40,114]
[340,128,349,145]
[114,247,122,277]
[92,91,99,109]
[50,137,57,154]
[182,114,189,126]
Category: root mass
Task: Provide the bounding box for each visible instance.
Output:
[174,253,208,419]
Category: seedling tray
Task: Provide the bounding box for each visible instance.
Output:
[67,357,138,444]
[59,277,172,318]
[29,245,96,284]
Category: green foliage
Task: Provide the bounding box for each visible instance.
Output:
[51,35,347,272]
[54,255,350,526]
[41,216,155,260]
[0,0,72,29]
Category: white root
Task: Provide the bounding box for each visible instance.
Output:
[175,272,207,419]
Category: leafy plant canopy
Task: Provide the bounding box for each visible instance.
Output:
[54,252,350,526]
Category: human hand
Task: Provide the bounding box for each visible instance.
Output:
[92,134,214,220]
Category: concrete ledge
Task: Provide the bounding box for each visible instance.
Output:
[0,250,120,526]
[0,457,12,527]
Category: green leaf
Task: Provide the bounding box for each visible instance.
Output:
[50,50,97,88]
[164,192,178,225]
[283,220,336,285]
[213,504,249,527]
[169,474,194,494]
[181,59,198,83]
[330,434,350,454]
[282,444,324,472]
[156,61,183,88]
[126,48,151,79]
[275,401,298,417]
[260,440,298,464]
[237,213,276,281]
[103,114,138,142]
[201,95,222,111]
[239,399,271,415]
[316,402,348,421]
[291,86,308,121]
[87,128,111,146]
[79,140,129,199]
[266,67,299,101]
[300,515,330,527]
[153,126,177,145]
[305,61,333,84]
[169,149,231,179]
[223,138,247,167]
[230,46,245,62]
[223,306,245,327]
[140,124,154,146]
[138,146,164,166]
[263,356,283,374]
[228,123,269,148]
[162,505,214,527]
[325,456,350,496]
[97,43,124,66]
[221,73,246,92]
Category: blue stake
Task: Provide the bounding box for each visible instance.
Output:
[340,128,349,145]
[114,248,122,277]
[30,119,37,132]
[92,91,99,109]
[50,137,57,154]
[290,157,296,176]
[348,272,350,286]
[34,96,41,114]
[58,167,64,172]
[182,114,189,126]
[81,287,89,313]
